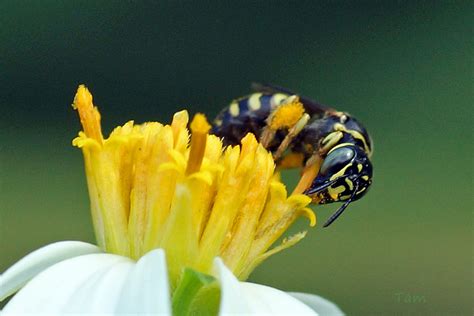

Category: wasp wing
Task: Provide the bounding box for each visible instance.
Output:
[251,82,334,115]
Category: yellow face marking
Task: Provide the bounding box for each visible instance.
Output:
[333,123,371,155]
[339,194,351,201]
[345,177,354,191]
[214,119,223,126]
[321,131,343,153]
[329,162,352,181]
[229,102,239,117]
[271,93,289,108]
[248,93,262,111]
[357,164,363,172]
[329,185,345,200]
[362,175,369,181]
[327,142,354,155]
[356,187,366,195]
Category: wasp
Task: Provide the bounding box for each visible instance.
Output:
[211,83,373,227]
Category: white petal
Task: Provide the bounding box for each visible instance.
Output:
[65,259,134,313]
[0,241,101,301]
[3,249,172,315]
[238,283,318,316]
[2,253,129,314]
[213,258,250,314]
[214,258,317,316]
[115,249,171,315]
[289,292,344,315]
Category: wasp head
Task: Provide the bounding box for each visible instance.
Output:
[304,144,373,227]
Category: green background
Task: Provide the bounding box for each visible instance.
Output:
[1,1,472,314]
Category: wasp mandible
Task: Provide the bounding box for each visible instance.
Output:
[211,83,373,227]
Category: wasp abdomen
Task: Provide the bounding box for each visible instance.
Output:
[212,92,289,145]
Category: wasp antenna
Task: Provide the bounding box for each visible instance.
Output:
[250,82,266,91]
[323,183,359,228]
[251,82,296,95]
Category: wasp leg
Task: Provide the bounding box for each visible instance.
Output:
[278,152,305,169]
[259,95,306,152]
[259,127,276,148]
[273,113,310,160]
[292,154,322,196]
[259,97,298,148]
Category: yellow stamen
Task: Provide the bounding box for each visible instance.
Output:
[186,113,211,175]
[72,85,103,143]
[171,110,189,152]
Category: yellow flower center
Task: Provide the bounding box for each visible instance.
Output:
[72,85,316,286]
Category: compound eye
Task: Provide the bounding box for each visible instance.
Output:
[320,147,355,177]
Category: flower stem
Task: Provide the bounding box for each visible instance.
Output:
[172,268,220,316]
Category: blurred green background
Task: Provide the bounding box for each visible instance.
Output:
[1,1,472,314]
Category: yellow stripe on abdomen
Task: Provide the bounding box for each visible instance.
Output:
[248,93,262,111]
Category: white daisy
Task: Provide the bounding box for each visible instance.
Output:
[0,85,343,315]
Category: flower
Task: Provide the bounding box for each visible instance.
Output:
[0,241,342,315]
[0,85,344,315]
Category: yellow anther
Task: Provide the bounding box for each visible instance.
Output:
[186,113,211,175]
[269,97,305,130]
[72,85,103,143]
[190,113,211,134]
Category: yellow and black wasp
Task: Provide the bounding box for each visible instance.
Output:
[211,83,373,227]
